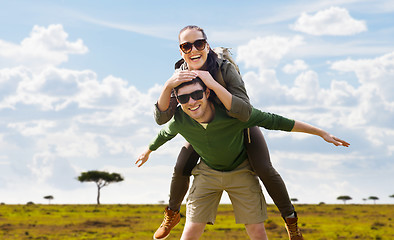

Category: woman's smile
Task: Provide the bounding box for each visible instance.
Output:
[190,54,202,61]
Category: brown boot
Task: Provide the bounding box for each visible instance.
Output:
[284,212,304,240]
[153,206,181,239]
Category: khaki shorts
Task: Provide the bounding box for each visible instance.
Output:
[186,160,267,225]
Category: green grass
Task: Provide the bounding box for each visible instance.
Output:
[0,204,392,239]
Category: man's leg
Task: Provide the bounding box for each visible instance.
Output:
[245,223,268,240]
[180,221,206,240]
[224,160,268,239]
[184,161,223,238]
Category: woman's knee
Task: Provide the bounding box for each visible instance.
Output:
[174,144,200,176]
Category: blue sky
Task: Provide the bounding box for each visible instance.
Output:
[1,0,393,205]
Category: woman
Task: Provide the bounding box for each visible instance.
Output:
[152,25,303,240]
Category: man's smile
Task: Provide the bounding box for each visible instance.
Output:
[189,105,201,111]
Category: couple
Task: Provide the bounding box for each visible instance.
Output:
[136,25,349,240]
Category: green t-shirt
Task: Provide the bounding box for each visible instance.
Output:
[149,103,295,171]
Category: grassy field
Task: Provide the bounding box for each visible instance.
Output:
[0,203,392,239]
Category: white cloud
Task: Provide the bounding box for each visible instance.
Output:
[290,6,367,36]
[289,70,320,102]
[330,51,394,103]
[8,120,56,136]
[282,59,309,74]
[28,151,55,183]
[237,35,304,69]
[0,14,392,206]
[77,15,176,41]
[1,67,91,111]
[0,24,88,70]
[329,51,394,133]
[238,33,394,155]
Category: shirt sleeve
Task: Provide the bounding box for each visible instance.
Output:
[221,61,252,122]
[245,108,295,131]
[148,119,179,151]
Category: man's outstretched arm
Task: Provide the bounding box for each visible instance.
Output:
[291,120,350,147]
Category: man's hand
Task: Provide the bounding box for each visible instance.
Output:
[321,133,350,147]
[135,148,153,167]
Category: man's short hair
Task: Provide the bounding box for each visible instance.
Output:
[174,77,207,95]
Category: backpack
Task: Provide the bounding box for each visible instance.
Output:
[212,47,240,74]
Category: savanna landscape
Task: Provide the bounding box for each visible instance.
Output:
[0,203,392,239]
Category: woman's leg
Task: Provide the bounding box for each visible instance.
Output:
[244,126,295,218]
[154,142,200,240]
[169,142,200,211]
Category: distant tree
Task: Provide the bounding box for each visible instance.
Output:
[390,194,394,199]
[44,195,54,204]
[362,198,367,204]
[77,170,124,205]
[290,198,298,203]
[368,196,379,204]
[337,195,352,204]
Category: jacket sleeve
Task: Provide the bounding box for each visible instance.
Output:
[154,96,178,125]
[221,61,252,122]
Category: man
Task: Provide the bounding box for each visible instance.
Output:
[136,77,349,240]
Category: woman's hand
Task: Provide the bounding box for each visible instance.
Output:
[192,70,216,89]
[157,70,197,112]
[193,70,233,111]
[165,70,198,89]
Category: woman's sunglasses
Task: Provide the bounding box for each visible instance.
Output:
[176,90,205,104]
[179,39,207,54]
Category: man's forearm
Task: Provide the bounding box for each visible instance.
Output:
[291,120,326,137]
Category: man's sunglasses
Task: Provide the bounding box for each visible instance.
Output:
[176,90,205,104]
[179,39,207,54]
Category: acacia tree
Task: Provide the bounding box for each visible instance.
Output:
[77,171,124,205]
[44,195,54,204]
[390,194,394,199]
[368,196,379,204]
[337,195,352,204]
